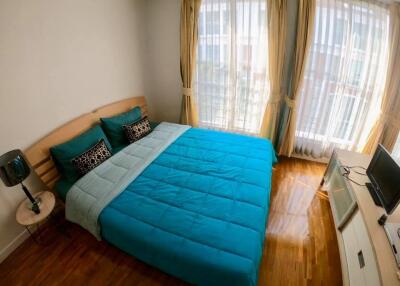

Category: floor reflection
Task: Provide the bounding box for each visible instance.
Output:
[259,156,342,286]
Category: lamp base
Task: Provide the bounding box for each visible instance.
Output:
[21,183,41,214]
[28,197,42,212]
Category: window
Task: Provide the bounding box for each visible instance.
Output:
[195,0,269,134]
[206,11,220,34]
[294,0,390,158]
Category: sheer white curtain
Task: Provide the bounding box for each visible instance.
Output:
[393,135,400,162]
[294,0,390,158]
[195,0,269,135]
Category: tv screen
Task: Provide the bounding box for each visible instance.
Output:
[367,144,400,214]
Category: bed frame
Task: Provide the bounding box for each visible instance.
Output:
[24,96,148,190]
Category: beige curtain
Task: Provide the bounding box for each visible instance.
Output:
[259,0,287,142]
[180,0,201,127]
[363,3,400,154]
[278,0,316,156]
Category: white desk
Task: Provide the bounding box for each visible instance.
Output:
[323,149,400,286]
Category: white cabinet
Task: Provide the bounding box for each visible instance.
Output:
[342,211,380,286]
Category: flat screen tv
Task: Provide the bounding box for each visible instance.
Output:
[366,144,400,214]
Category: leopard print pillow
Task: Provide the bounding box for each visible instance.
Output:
[123,117,152,143]
[71,139,112,176]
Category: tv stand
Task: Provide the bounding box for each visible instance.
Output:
[322,149,400,286]
[366,182,383,207]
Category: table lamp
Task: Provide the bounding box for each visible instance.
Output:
[0,150,41,214]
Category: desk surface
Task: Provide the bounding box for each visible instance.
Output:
[335,149,400,285]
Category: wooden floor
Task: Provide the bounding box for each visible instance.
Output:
[0,157,342,286]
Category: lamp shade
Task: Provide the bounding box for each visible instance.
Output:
[0,150,31,187]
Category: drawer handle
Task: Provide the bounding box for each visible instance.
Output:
[358,250,365,268]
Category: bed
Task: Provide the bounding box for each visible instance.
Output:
[24,97,276,286]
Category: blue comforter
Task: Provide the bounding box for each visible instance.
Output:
[99,128,276,286]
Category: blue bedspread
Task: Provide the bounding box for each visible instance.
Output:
[99,128,277,286]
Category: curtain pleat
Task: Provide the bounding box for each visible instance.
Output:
[259,0,287,142]
[363,3,400,154]
[180,0,202,127]
[278,0,316,156]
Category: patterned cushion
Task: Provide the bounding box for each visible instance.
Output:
[123,117,152,143]
[100,107,142,149]
[50,125,112,182]
[71,139,112,176]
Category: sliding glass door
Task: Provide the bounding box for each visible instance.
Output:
[294,0,390,158]
[195,0,269,135]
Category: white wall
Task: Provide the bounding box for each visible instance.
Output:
[144,0,182,123]
[0,0,147,262]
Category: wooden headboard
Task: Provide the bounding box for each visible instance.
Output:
[24,96,148,190]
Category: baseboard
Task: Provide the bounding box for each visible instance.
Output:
[0,229,30,264]
[291,153,330,164]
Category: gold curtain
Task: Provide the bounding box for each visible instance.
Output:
[278,0,316,156]
[259,0,287,142]
[180,0,201,127]
[363,3,400,154]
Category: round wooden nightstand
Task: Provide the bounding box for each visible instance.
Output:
[16,191,56,243]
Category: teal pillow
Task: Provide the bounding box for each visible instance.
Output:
[50,125,112,182]
[54,178,74,201]
[150,121,160,130]
[100,107,142,148]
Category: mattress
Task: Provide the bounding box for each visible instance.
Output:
[99,128,276,286]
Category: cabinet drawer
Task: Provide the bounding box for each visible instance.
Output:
[342,211,381,286]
